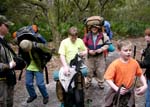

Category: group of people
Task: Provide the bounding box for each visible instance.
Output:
[57,24,148,107]
[0,15,150,107]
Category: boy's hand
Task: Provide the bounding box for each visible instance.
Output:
[135,85,147,95]
[119,87,128,95]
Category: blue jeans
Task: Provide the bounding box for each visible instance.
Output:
[25,70,49,98]
[146,79,150,107]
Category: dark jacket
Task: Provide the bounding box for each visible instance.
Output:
[0,38,16,85]
[139,44,150,78]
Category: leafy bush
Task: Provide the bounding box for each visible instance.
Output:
[111,21,150,38]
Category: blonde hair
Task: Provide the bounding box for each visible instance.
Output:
[117,39,132,51]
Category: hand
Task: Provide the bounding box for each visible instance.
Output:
[135,85,147,95]
[89,50,96,55]
[63,66,70,76]
[9,60,16,69]
[140,49,144,55]
[79,51,87,57]
[119,87,128,95]
[32,42,38,48]
[95,48,103,54]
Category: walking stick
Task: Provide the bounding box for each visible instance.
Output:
[133,45,138,87]
[133,45,136,59]
[116,85,124,107]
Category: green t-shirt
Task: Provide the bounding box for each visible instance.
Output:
[58,38,86,64]
[27,51,39,71]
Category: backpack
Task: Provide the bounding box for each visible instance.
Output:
[56,54,85,107]
[13,25,52,62]
[13,25,47,44]
[104,20,113,40]
[13,25,52,83]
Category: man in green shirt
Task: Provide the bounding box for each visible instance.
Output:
[58,26,87,107]
[58,26,87,76]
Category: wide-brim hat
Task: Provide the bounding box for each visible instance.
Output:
[0,15,14,26]
[19,40,32,52]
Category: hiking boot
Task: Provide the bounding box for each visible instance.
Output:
[99,84,104,89]
[98,82,104,89]
[43,97,49,104]
[85,82,92,89]
[26,96,37,103]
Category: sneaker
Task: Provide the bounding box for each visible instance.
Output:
[27,96,37,103]
[98,83,104,89]
[99,85,104,89]
[43,97,49,104]
[85,83,92,89]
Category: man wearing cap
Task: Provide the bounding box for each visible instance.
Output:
[0,15,16,107]
[83,24,110,89]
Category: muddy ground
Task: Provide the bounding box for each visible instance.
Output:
[13,37,146,107]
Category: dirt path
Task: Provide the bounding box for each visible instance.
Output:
[13,37,146,107]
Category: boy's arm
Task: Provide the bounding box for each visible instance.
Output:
[106,79,129,95]
[106,80,119,92]
[136,75,147,95]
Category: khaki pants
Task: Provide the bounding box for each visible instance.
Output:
[86,55,106,84]
[0,81,14,107]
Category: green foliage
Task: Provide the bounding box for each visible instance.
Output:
[111,21,150,38]
[2,0,150,43]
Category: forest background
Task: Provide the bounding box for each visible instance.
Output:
[1,0,150,49]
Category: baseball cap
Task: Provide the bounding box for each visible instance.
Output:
[0,15,14,26]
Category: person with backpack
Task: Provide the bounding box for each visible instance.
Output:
[104,39,147,107]
[58,26,87,107]
[0,15,17,107]
[137,28,150,107]
[83,16,111,89]
[17,25,51,104]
